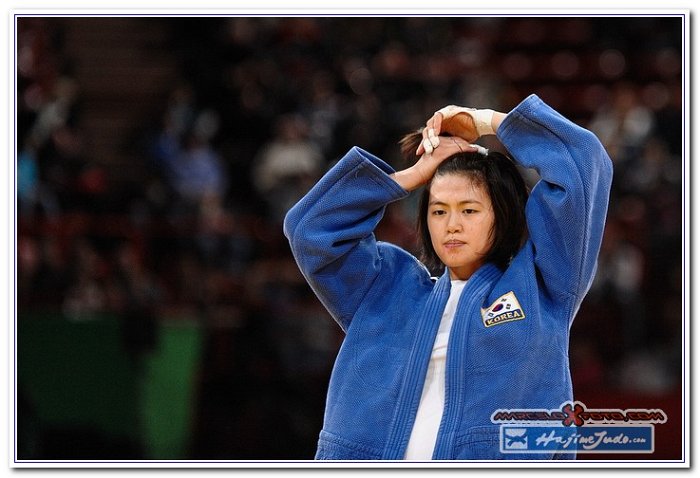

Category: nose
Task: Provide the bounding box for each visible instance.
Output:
[447,212,462,233]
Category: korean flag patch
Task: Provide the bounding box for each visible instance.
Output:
[480,291,525,327]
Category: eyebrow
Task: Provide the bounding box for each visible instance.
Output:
[428,199,484,207]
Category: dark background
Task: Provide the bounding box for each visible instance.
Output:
[15,15,685,461]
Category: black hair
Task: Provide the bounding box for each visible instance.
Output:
[399,131,529,274]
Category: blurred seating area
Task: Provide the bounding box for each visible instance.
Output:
[16,16,684,460]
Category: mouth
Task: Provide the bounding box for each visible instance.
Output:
[443,239,466,249]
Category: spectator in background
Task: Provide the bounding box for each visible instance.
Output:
[32,237,71,308]
[17,236,42,307]
[109,241,162,360]
[252,114,323,223]
[17,138,61,220]
[588,83,655,169]
[588,217,646,354]
[62,238,108,321]
[158,110,227,219]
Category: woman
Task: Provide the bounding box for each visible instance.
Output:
[283,94,613,460]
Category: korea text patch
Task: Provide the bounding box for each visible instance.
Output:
[481,291,525,327]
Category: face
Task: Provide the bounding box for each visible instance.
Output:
[427,173,495,281]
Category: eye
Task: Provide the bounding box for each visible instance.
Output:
[463,208,477,214]
[431,209,446,216]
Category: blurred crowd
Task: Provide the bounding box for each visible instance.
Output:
[16,16,683,459]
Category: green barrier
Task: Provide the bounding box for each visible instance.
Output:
[17,314,202,460]
[141,320,202,459]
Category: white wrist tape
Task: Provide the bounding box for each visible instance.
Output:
[436,106,496,137]
[471,109,495,137]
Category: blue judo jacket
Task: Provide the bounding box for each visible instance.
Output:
[284,95,613,460]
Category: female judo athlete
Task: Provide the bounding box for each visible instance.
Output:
[283,94,613,460]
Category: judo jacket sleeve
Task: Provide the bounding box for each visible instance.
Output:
[498,94,614,309]
[283,147,411,332]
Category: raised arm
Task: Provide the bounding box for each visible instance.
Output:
[498,95,613,299]
[420,95,613,299]
[284,141,466,332]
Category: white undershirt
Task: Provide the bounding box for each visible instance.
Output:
[404,279,468,460]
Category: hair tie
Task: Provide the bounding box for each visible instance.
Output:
[474,145,489,156]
